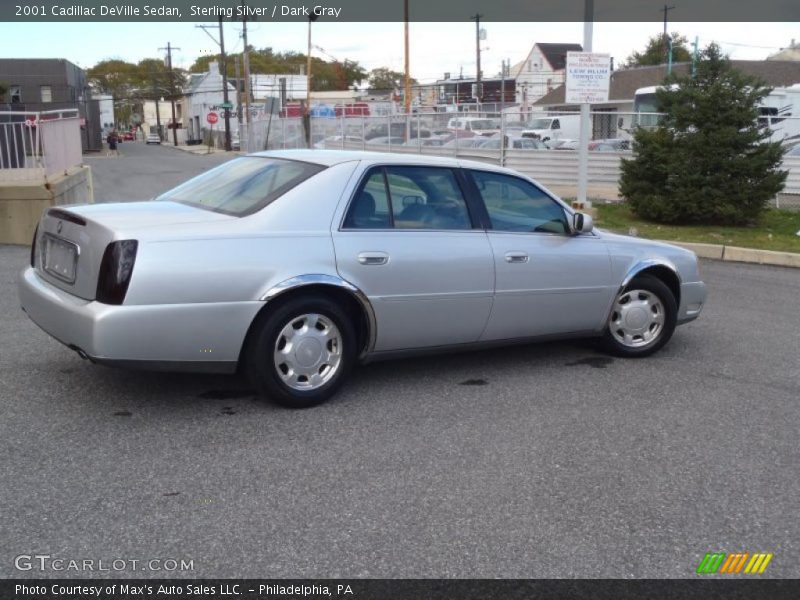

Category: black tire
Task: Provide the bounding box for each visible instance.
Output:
[246,296,356,408]
[601,274,677,358]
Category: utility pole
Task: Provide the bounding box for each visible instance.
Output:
[241,0,252,151]
[692,36,699,77]
[159,41,181,146]
[234,55,242,128]
[304,15,317,147]
[150,69,162,140]
[471,14,483,105]
[218,17,232,151]
[661,4,675,60]
[404,0,411,114]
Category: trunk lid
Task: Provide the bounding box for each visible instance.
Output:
[34,201,232,300]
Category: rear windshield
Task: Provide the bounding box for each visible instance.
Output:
[156,157,325,216]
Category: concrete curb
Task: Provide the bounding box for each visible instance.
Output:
[658,240,800,268]
[164,144,242,156]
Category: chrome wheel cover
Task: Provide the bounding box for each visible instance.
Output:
[609,288,665,348]
[273,313,342,390]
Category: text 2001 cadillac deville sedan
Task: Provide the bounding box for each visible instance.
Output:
[20,150,706,408]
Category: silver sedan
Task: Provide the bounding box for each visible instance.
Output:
[19,150,707,408]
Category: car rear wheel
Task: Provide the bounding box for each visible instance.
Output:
[247,296,356,408]
[601,274,677,357]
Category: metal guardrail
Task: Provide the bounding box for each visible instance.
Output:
[0,109,82,183]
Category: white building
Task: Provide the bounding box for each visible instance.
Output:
[510,42,583,110]
[184,61,238,141]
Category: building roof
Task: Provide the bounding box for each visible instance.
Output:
[510,43,583,79]
[535,60,800,106]
[536,43,585,71]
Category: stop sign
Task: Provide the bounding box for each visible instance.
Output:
[206,112,219,125]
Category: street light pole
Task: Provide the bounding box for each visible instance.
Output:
[471,14,483,105]
[304,16,315,147]
[577,0,593,207]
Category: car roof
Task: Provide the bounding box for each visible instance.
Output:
[248,149,512,173]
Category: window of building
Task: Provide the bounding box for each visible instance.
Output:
[40,86,52,103]
[9,85,22,104]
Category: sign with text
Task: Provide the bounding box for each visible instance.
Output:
[565,52,611,104]
[206,112,218,125]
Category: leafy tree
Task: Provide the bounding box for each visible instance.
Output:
[619,43,787,225]
[0,82,7,101]
[367,67,417,93]
[187,46,366,91]
[623,33,692,68]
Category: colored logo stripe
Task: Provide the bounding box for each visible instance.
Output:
[697,552,773,574]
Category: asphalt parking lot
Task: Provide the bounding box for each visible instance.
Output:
[1,246,798,578]
[1,143,798,578]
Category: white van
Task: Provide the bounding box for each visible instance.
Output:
[520,115,580,142]
[446,117,499,137]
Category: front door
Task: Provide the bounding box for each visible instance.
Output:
[464,169,615,341]
[333,165,495,352]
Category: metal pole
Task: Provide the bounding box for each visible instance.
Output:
[305,18,313,147]
[241,1,252,150]
[218,16,232,151]
[472,14,482,103]
[577,0,593,207]
[404,0,411,114]
[159,42,181,147]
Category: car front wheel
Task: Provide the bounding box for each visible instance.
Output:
[247,296,356,408]
[601,274,677,357]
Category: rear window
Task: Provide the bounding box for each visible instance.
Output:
[156,157,325,216]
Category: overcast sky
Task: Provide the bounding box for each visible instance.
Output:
[1,21,797,83]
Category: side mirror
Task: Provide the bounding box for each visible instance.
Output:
[572,212,594,234]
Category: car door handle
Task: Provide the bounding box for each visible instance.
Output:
[357,252,389,265]
[504,251,529,263]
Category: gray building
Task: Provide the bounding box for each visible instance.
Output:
[0,58,102,151]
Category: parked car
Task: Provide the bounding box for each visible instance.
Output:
[440,137,487,149]
[122,131,135,141]
[478,135,548,150]
[314,135,364,149]
[20,150,706,408]
[589,138,631,151]
[365,136,406,145]
[145,133,161,145]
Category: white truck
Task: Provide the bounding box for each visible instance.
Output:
[519,114,581,143]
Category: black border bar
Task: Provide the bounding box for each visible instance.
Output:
[4,579,800,600]
[3,0,800,22]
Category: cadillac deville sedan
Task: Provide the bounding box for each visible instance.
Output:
[19,150,707,408]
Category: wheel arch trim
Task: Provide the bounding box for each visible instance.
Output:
[620,258,682,291]
[259,274,377,356]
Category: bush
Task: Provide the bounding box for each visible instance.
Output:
[619,44,787,225]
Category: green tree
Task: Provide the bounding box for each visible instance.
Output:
[623,33,692,68]
[187,47,366,91]
[0,82,7,102]
[367,68,416,93]
[619,43,787,225]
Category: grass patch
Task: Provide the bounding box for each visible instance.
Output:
[595,203,800,253]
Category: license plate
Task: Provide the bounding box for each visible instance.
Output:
[43,234,78,283]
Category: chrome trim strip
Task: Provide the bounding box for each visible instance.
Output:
[260,274,378,357]
[620,258,682,291]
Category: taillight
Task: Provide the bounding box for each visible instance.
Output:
[30,225,39,267]
[96,240,138,305]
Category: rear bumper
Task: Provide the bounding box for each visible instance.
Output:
[677,280,707,324]
[18,267,260,373]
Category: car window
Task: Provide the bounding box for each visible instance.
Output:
[156,157,324,217]
[344,166,472,230]
[343,170,392,229]
[469,170,569,234]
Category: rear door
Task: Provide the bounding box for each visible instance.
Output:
[333,164,494,352]
[464,169,615,341]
